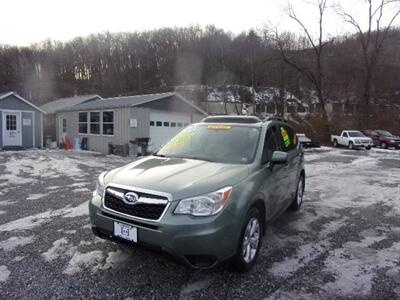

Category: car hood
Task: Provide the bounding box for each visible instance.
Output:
[104,156,250,200]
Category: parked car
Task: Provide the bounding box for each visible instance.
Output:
[89,115,305,271]
[362,130,400,149]
[296,133,320,148]
[331,130,373,150]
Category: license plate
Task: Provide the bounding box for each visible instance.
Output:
[113,222,137,242]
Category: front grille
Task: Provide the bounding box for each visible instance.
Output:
[104,186,168,220]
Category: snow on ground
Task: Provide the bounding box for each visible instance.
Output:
[0,148,399,299]
[0,265,11,282]
[0,150,110,187]
[0,236,35,252]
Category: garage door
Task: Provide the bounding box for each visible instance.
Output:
[149,111,191,152]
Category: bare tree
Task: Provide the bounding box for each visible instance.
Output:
[275,0,330,133]
[336,0,400,125]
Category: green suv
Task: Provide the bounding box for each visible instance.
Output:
[89,116,305,270]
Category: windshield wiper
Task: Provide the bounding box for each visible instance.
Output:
[180,156,217,163]
[153,153,167,158]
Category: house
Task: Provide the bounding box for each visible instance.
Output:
[40,94,102,144]
[0,91,45,149]
[54,92,207,154]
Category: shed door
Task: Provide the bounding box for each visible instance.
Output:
[58,117,67,143]
[149,111,191,151]
[2,111,22,146]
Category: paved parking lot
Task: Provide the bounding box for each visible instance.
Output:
[0,148,399,299]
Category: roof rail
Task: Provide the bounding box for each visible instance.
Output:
[265,116,288,123]
[201,115,262,124]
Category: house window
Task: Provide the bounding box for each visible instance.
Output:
[150,121,155,126]
[102,111,114,135]
[156,121,162,127]
[6,115,17,130]
[177,122,183,127]
[171,122,176,127]
[90,112,100,134]
[163,122,169,127]
[62,119,67,133]
[78,112,88,134]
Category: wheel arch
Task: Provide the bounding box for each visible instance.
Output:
[250,199,266,235]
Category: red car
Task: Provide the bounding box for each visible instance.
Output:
[363,130,400,149]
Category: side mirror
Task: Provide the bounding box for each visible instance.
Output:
[270,151,288,165]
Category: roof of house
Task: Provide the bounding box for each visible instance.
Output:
[40,94,102,114]
[60,92,207,115]
[0,91,46,114]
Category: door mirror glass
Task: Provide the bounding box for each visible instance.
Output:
[270,151,288,164]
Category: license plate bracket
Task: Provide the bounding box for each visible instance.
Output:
[113,221,137,242]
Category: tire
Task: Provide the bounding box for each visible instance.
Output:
[381,142,387,149]
[333,139,338,147]
[289,174,305,211]
[348,142,354,150]
[233,208,263,272]
[366,146,371,150]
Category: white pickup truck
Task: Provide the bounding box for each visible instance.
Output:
[331,130,373,150]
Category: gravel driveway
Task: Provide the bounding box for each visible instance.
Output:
[0,148,399,299]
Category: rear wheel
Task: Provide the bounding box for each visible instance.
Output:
[289,174,305,211]
[381,142,387,149]
[233,208,262,272]
[348,141,354,150]
[333,139,338,147]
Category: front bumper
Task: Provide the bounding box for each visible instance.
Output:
[387,142,400,148]
[89,194,242,268]
[354,142,373,148]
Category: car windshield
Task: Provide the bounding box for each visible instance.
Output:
[156,124,261,164]
[377,130,393,137]
[348,131,365,137]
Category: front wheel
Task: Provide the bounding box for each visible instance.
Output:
[348,142,354,150]
[233,208,262,272]
[289,175,305,211]
[333,139,338,147]
[381,142,387,149]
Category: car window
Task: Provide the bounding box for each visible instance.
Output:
[343,132,348,137]
[157,124,261,164]
[262,127,280,163]
[278,125,297,152]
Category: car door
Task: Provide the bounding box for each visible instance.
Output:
[276,124,300,206]
[342,131,349,145]
[260,125,290,218]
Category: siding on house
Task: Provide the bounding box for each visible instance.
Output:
[0,113,2,146]
[40,95,102,143]
[56,107,150,154]
[0,93,43,148]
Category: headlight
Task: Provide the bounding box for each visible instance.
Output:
[96,172,107,196]
[390,140,395,143]
[174,186,232,216]
[355,139,361,143]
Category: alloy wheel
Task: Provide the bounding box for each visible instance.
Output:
[242,218,260,263]
[297,179,304,205]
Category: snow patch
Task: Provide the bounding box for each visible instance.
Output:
[102,250,131,270]
[0,265,10,282]
[0,236,35,252]
[42,238,77,262]
[12,256,25,262]
[26,193,47,201]
[269,242,328,278]
[63,250,104,275]
[0,201,89,232]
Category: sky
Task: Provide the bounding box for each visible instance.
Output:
[0,0,399,46]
